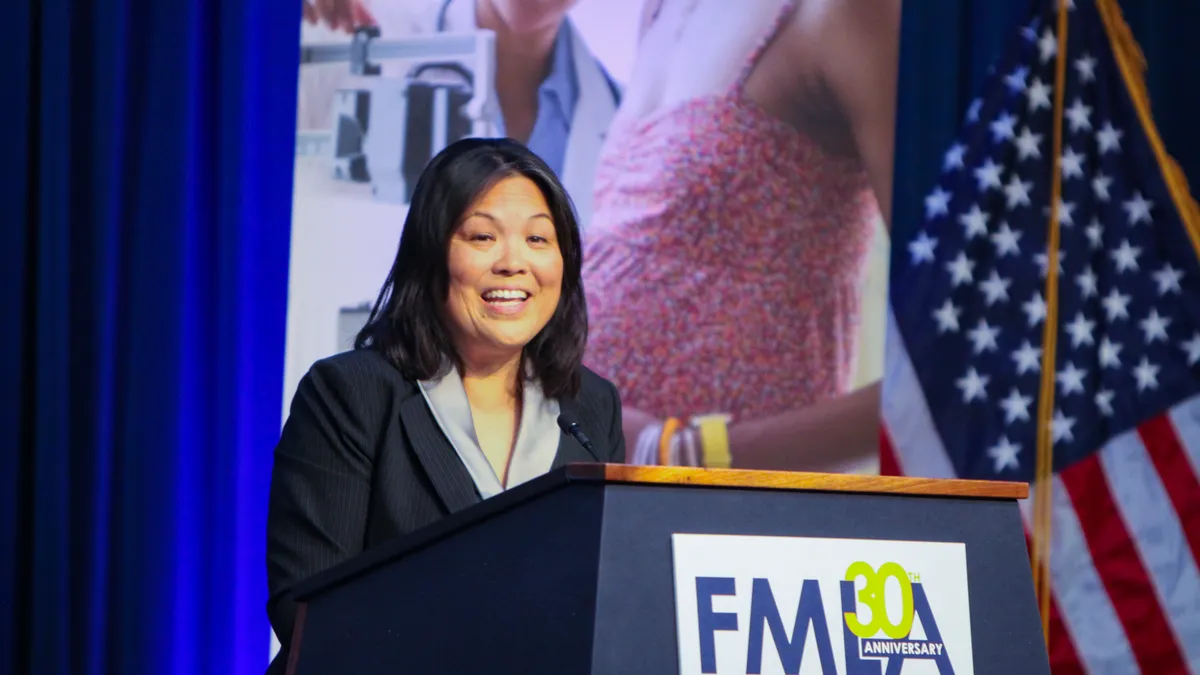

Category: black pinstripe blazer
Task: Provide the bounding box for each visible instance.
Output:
[265,348,625,673]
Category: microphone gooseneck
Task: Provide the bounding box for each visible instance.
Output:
[556,413,599,460]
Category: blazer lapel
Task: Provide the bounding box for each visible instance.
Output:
[552,396,604,470]
[398,395,482,514]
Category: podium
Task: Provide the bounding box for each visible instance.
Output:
[285,464,1047,675]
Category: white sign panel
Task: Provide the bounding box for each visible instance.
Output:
[671,534,974,675]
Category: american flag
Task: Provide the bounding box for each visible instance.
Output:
[881,0,1200,672]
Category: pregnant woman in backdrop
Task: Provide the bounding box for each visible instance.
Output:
[582,0,902,471]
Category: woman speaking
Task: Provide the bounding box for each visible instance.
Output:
[265,138,625,673]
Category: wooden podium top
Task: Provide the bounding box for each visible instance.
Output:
[291,462,1025,602]
[564,464,1028,500]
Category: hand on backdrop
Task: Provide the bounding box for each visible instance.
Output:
[621,384,883,471]
[303,0,376,33]
[621,407,660,460]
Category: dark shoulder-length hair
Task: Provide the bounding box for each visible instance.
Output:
[354,137,588,398]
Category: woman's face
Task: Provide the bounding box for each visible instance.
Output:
[444,175,564,365]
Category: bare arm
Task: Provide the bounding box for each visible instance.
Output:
[620,382,881,472]
[303,0,375,32]
[637,0,662,44]
[818,0,902,228]
[726,382,880,471]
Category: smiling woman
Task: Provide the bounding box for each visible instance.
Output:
[264,138,625,675]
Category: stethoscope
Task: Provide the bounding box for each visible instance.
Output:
[411,0,474,97]
[435,0,454,32]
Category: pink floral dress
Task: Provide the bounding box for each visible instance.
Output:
[581,1,879,423]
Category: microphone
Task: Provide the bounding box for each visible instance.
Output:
[557,413,599,460]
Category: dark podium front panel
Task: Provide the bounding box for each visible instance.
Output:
[290,484,607,674]
[288,466,1047,675]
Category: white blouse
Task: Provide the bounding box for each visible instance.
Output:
[418,365,562,498]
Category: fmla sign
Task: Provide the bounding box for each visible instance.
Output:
[671,534,974,675]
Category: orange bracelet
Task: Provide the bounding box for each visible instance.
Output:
[658,417,681,465]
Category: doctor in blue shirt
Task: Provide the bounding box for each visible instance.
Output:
[304,0,622,227]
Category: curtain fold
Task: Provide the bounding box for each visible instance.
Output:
[1,0,299,673]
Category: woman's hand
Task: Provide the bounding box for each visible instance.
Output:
[621,407,660,460]
[620,383,883,471]
[727,383,882,472]
[302,0,376,33]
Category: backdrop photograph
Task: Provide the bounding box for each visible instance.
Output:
[284,0,895,480]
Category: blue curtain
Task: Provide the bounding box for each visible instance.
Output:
[1,0,299,673]
[891,0,1200,244]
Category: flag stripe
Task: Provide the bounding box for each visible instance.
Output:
[1139,413,1200,592]
[1020,477,1137,674]
[1167,395,1200,484]
[1021,530,1086,674]
[879,426,902,476]
[882,310,956,479]
[1061,454,1188,673]
[1047,592,1086,675]
[1101,427,1200,669]
[1140,416,1200,559]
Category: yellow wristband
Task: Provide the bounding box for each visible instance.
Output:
[693,414,732,468]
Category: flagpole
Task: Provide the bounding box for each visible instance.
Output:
[1031,0,1072,646]
[1095,0,1200,255]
